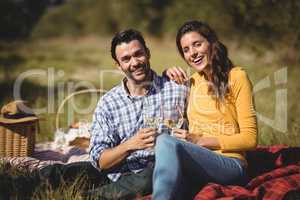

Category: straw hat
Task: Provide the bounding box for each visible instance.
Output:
[0,100,38,124]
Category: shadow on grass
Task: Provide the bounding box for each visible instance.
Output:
[0,79,48,106]
[0,53,25,81]
[0,162,88,200]
[0,54,24,67]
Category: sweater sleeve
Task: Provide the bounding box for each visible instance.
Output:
[217,69,258,152]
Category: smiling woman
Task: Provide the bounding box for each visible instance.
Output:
[180,31,210,73]
[153,20,257,200]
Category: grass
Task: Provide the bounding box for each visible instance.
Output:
[0,35,299,146]
[0,34,299,199]
[0,162,90,200]
[0,161,147,199]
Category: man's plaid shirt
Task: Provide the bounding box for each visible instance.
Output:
[90,71,188,181]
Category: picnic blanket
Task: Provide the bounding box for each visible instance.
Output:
[193,146,300,200]
[194,163,300,200]
[0,143,89,172]
[1,143,300,200]
[138,145,300,200]
[0,126,90,171]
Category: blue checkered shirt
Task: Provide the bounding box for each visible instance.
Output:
[90,71,188,181]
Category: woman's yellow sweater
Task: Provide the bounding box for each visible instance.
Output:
[187,67,257,162]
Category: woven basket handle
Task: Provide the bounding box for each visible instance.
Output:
[55,89,106,131]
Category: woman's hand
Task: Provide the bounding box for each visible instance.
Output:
[186,133,202,144]
[172,128,188,140]
[172,129,221,150]
[196,137,221,150]
[163,66,188,84]
[172,129,202,143]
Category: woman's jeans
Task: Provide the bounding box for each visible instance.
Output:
[153,134,248,200]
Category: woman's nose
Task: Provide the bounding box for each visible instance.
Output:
[190,47,198,58]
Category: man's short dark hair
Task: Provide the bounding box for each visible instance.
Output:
[111,29,147,63]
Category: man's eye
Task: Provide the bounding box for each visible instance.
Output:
[122,57,130,62]
[134,51,144,57]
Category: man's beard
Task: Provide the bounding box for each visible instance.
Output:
[127,62,151,84]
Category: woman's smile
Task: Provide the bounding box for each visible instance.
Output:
[180,31,210,72]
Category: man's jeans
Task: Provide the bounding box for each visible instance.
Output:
[152,134,248,200]
[85,165,153,199]
[0,161,153,200]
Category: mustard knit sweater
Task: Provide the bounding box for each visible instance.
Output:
[187,67,257,162]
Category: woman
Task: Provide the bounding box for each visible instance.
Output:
[153,20,257,200]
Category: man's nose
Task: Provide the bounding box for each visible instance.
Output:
[130,57,139,66]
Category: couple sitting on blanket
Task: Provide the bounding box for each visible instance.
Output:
[1,20,257,200]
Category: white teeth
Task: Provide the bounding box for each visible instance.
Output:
[135,68,143,74]
[193,56,203,64]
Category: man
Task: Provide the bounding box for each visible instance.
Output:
[88,29,187,199]
[0,29,187,200]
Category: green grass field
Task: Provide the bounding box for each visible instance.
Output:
[0,35,300,199]
[0,35,299,145]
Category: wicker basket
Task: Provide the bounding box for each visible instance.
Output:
[0,120,38,157]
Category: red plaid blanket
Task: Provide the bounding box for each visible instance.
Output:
[138,145,300,200]
[194,163,300,200]
[193,146,300,200]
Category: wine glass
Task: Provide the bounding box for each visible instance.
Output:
[142,97,161,153]
[162,103,185,136]
[143,97,161,129]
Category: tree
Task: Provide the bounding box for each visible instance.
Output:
[0,0,62,40]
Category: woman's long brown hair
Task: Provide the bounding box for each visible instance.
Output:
[176,20,233,102]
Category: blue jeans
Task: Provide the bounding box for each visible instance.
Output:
[153,134,248,200]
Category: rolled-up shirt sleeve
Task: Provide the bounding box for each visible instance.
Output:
[89,100,117,170]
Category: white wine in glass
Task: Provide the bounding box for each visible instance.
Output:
[162,104,185,136]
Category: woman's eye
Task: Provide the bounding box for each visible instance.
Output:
[183,48,189,53]
[195,42,202,47]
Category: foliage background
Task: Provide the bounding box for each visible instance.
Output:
[0,0,299,145]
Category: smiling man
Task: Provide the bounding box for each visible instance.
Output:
[88,29,188,199]
[0,29,187,200]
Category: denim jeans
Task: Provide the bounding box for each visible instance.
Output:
[152,134,248,200]
[85,166,153,199]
